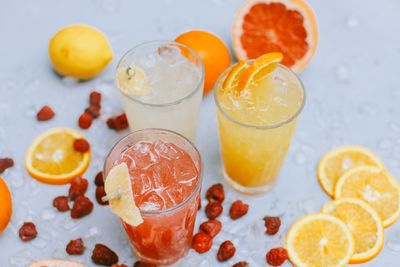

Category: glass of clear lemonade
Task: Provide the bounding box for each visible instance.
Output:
[115,41,204,142]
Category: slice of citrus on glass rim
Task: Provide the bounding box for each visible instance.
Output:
[318,145,385,197]
[115,65,150,95]
[25,128,90,185]
[286,213,354,267]
[222,59,248,90]
[323,198,384,264]
[232,0,319,72]
[334,166,400,228]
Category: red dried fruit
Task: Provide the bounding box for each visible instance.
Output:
[205,202,223,219]
[91,243,119,266]
[85,105,101,118]
[217,240,236,262]
[96,186,109,205]
[192,232,212,254]
[229,200,249,220]
[0,157,14,173]
[106,118,115,129]
[78,112,93,129]
[266,247,288,266]
[18,222,37,241]
[133,261,157,267]
[89,91,102,106]
[36,105,55,121]
[264,216,281,235]
[73,138,90,153]
[69,177,88,200]
[111,265,129,267]
[232,261,249,267]
[53,196,70,212]
[206,183,225,203]
[199,219,222,238]
[71,195,94,219]
[114,114,128,131]
[66,238,85,255]
[94,171,104,186]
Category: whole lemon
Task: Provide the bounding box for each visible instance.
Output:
[49,24,113,80]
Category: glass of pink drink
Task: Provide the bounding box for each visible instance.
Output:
[104,129,202,265]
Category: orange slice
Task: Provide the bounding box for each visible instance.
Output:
[29,259,86,267]
[222,60,248,90]
[25,128,91,185]
[232,0,319,72]
[238,52,283,91]
[0,177,12,234]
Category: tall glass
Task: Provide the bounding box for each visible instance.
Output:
[115,41,204,142]
[214,63,305,194]
[104,129,202,266]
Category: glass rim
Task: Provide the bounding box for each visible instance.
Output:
[103,128,203,215]
[116,40,205,108]
[214,63,306,129]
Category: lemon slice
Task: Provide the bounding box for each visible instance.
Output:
[323,198,384,263]
[318,145,385,197]
[335,166,400,228]
[238,52,283,91]
[286,213,354,267]
[25,128,91,185]
[115,66,150,95]
[30,259,86,267]
[222,60,248,90]
[104,163,143,227]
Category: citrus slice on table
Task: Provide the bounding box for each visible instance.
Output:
[232,0,319,72]
[25,128,90,185]
[318,145,385,197]
[323,198,384,263]
[222,60,248,90]
[0,177,12,234]
[115,65,150,95]
[334,166,400,228]
[30,259,87,267]
[286,213,354,267]
[104,163,143,226]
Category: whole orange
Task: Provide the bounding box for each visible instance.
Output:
[0,177,12,234]
[176,30,232,95]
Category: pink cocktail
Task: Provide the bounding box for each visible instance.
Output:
[104,129,202,265]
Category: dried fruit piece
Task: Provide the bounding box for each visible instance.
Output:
[53,196,70,212]
[205,202,223,219]
[106,118,116,129]
[199,219,222,238]
[78,112,93,129]
[232,261,249,267]
[264,216,281,235]
[73,138,90,153]
[69,177,88,200]
[111,264,128,267]
[114,114,128,131]
[192,232,212,253]
[229,200,249,219]
[94,171,104,186]
[19,222,37,241]
[66,238,85,255]
[206,183,225,203]
[96,186,109,205]
[89,91,102,106]
[133,261,157,267]
[0,157,14,173]
[91,243,119,266]
[266,247,288,266]
[36,105,55,121]
[71,195,93,219]
[85,105,101,118]
[217,240,236,262]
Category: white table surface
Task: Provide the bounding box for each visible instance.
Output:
[0,0,400,266]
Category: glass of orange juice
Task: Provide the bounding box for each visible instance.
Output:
[214,54,305,194]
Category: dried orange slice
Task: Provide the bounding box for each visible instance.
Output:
[25,128,90,185]
[232,0,319,72]
[222,60,248,90]
[0,177,12,234]
[318,145,385,197]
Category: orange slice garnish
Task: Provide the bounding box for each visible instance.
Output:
[222,60,248,90]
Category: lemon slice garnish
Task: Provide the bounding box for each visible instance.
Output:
[115,66,150,95]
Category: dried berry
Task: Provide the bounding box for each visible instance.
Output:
[91,243,119,266]
[206,183,225,203]
[36,105,55,121]
[199,219,222,238]
[73,138,90,153]
[69,177,88,200]
[78,112,93,129]
[133,261,157,267]
[85,105,101,118]
[96,186,108,205]
[264,216,281,235]
[106,118,115,129]
[232,261,249,267]
[66,238,85,255]
[89,91,102,106]
[266,247,288,266]
[111,265,129,267]
[229,200,249,220]
[71,195,93,219]
[205,202,223,219]
[94,171,104,186]
[114,114,128,131]
[18,222,37,241]
[217,240,236,262]
[0,157,14,173]
[192,232,212,254]
[53,196,70,212]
